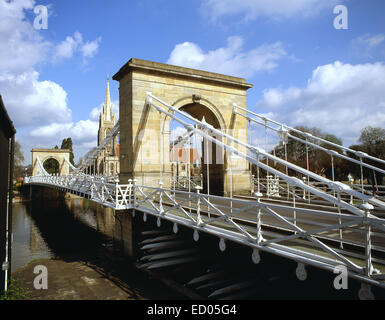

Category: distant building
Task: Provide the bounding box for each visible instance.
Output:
[96,78,120,175]
[170,146,200,177]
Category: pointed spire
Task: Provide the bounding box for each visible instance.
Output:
[103,76,112,121]
[105,76,111,108]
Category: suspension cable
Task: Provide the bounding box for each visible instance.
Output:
[234,104,385,167]
[145,93,382,215]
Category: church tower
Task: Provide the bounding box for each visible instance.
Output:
[96,77,120,175]
[98,77,116,147]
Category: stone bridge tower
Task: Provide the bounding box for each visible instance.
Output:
[31,149,71,176]
[113,58,252,196]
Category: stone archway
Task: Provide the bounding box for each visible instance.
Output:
[43,157,60,175]
[31,149,71,176]
[113,58,253,195]
[172,95,227,132]
[176,102,225,195]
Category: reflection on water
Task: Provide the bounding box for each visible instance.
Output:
[10,196,184,300]
[12,203,53,271]
[11,198,116,272]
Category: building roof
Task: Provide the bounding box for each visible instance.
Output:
[113,58,253,90]
[170,147,200,163]
[31,148,71,153]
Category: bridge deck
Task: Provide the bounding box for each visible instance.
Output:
[134,191,385,287]
[168,194,385,253]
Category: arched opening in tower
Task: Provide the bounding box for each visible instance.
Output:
[43,158,60,175]
[170,102,225,196]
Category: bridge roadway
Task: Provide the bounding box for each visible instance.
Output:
[134,190,385,282]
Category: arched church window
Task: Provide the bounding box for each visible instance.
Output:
[105,128,111,139]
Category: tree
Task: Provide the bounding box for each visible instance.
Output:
[343,144,366,181]
[359,126,385,159]
[14,141,24,167]
[319,134,344,180]
[60,137,75,165]
[13,141,25,178]
[346,126,385,186]
[76,157,83,167]
[43,158,59,174]
[272,126,344,180]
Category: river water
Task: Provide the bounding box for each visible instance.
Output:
[12,202,53,271]
[11,198,116,272]
[11,197,188,300]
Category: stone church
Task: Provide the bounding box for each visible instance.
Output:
[96,78,120,176]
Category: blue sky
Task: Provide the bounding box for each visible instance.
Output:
[1,0,385,164]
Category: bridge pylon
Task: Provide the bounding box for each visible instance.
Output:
[113,58,253,196]
[31,148,71,176]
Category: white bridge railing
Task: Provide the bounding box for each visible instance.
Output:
[171,175,203,191]
[24,173,385,294]
[24,174,132,209]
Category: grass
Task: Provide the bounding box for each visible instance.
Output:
[0,277,30,300]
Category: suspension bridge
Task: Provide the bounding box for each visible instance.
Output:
[24,58,385,299]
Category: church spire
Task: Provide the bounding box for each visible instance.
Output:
[102,76,113,121]
[105,76,111,106]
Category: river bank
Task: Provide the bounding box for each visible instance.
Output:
[12,255,184,300]
[8,198,186,300]
[12,258,133,300]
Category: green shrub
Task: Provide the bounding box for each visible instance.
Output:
[0,277,29,300]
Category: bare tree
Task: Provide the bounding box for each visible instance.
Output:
[13,141,25,179]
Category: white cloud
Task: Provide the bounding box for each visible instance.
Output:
[170,126,187,142]
[30,123,73,137]
[255,61,385,146]
[202,0,339,21]
[0,0,103,163]
[0,0,48,73]
[72,120,99,140]
[167,36,287,78]
[365,34,385,48]
[30,119,100,159]
[89,100,119,121]
[29,98,121,160]
[53,31,83,60]
[81,37,102,59]
[89,105,101,122]
[351,33,385,57]
[54,31,101,63]
[31,120,98,141]
[0,0,72,128]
